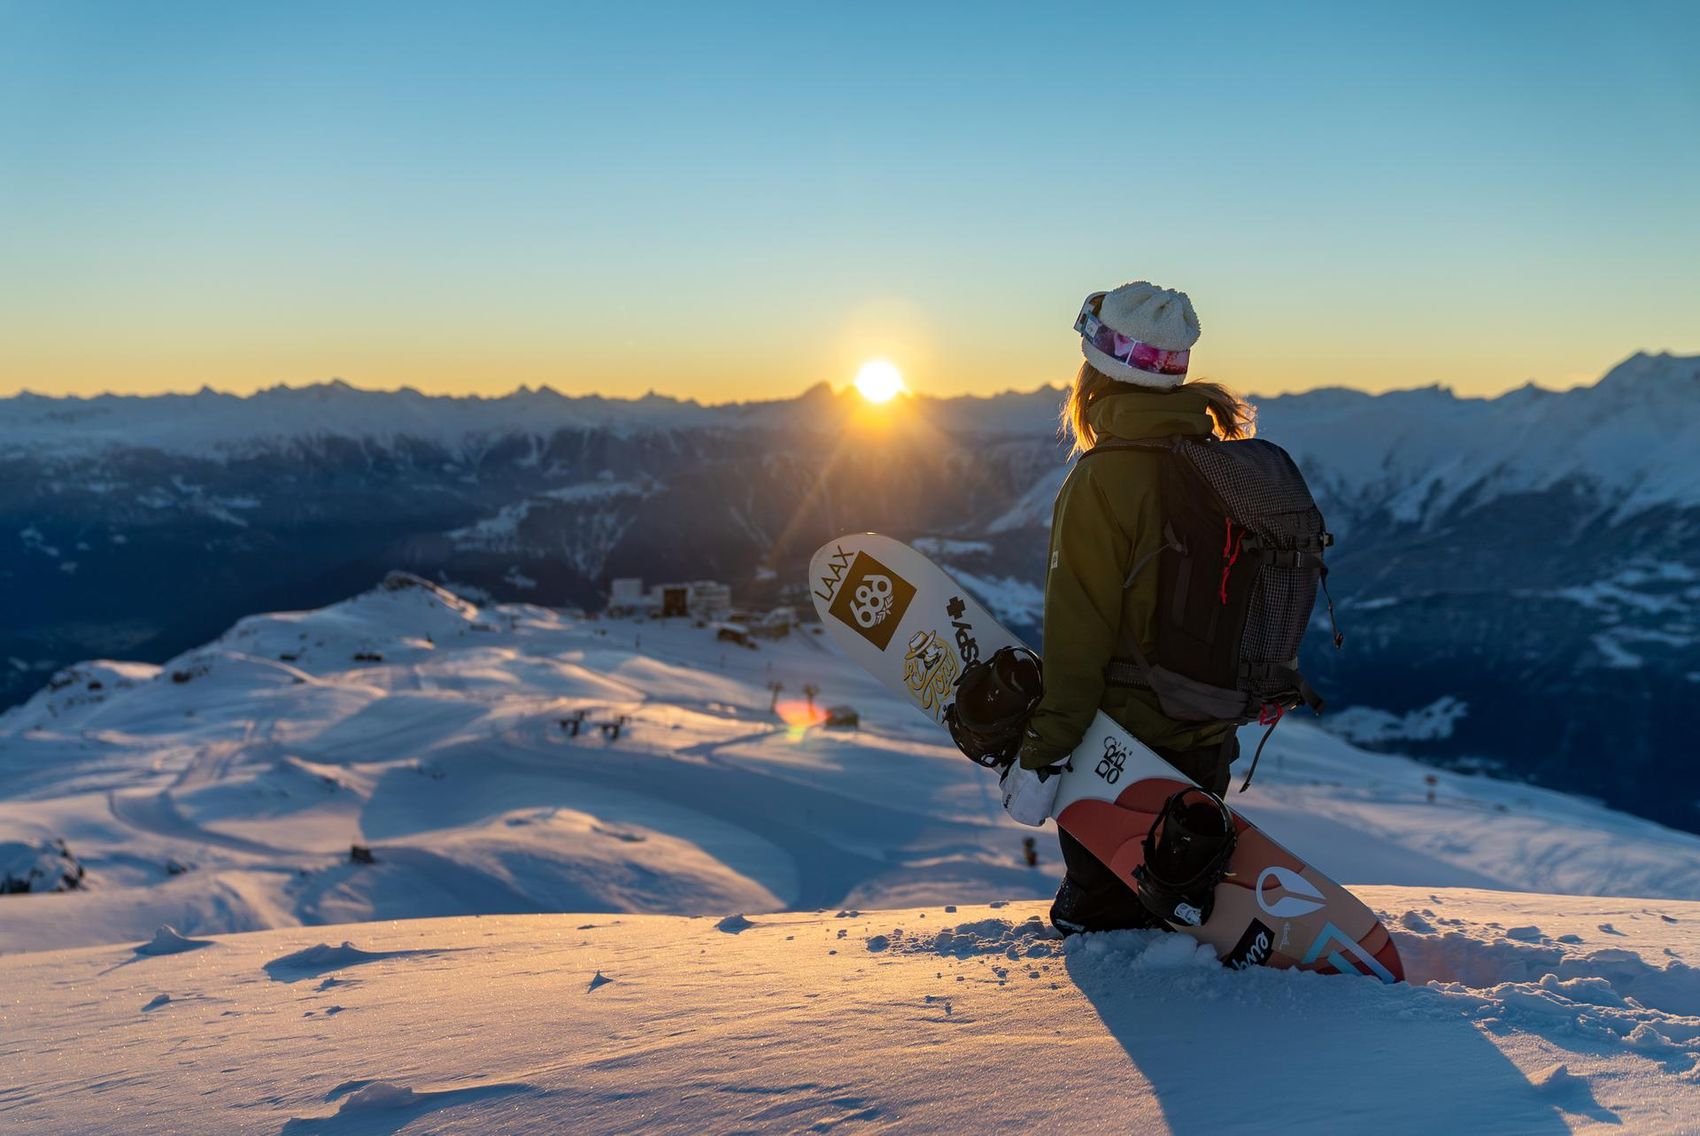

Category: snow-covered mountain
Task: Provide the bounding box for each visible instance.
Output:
[3,352,1697,833]
[3,576,1700,1133]
[7,572,1700,951]
[6,569,1700,927]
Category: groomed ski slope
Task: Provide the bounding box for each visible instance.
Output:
[2,575,1699,1131]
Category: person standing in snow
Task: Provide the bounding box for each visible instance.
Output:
[1004,281,1256,935]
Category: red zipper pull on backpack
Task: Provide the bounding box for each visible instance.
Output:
[1219,517,1244,605]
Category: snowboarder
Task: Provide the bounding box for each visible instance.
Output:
[998,281,1261,936]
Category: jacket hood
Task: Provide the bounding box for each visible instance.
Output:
[1087,388,1216,443]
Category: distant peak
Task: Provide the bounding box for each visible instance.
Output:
[1596,351,1700,393]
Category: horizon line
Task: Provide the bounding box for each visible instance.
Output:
[4,347,1686,409]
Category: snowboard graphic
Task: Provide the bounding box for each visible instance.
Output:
[810,533,1404,983]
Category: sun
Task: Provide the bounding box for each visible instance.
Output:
[853,359,907,404]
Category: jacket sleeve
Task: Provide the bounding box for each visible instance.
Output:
[1018,463,1132,769]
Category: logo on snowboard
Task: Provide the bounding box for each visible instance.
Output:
[827,551,916,651]
[1300,922,1399,984]
[1094,737,1129,785]
[945,595,980,667]
[1255,866,1326,920]
[902,628,958,722]
[812,544,854,603]
[1225,919,1275,971]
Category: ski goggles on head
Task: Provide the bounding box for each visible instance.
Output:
[1074,292,1190,379]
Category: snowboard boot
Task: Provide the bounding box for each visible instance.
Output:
[1049,875,1163,937]
[1132,787,1239,929]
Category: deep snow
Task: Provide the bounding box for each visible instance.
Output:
[3,575,1700,1131]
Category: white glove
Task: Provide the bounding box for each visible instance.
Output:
[999,761,1066,827]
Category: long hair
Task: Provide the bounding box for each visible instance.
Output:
[1061,363,1255,457]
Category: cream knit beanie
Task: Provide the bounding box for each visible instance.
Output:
[1076,281,1200,389]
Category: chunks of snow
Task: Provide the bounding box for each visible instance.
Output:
[263,941,448,983]
[338,1081,418,1111]
[134,925,213,957]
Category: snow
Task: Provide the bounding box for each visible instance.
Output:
[133,924,213,957]
[1264,352,1700,522]
[1593,632,1647,669]
[0,380,1065,460]
[1326,696,1469,744]
[0,382,724,458]
[6,573,1700,942]
[4,574,1700,1129]
[988,352,1700,532]
[3,893,1699,1133]
[447,480,650,555]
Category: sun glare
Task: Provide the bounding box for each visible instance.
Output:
[853,359,906,404]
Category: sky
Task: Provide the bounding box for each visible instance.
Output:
[1,0,1696,403]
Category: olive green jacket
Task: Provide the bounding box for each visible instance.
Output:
[1017,389,1235,769]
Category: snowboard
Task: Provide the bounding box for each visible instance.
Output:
[809,533,1404,983]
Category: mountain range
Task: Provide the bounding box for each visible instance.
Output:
[3,351,1696,830]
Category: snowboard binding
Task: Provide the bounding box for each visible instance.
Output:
[945,645,1043,769]
[1133,787,1239,928]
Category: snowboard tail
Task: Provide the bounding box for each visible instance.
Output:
[809,532,1404,983]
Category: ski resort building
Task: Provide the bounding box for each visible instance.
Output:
[607,578,646,615]
[605,578,733,622]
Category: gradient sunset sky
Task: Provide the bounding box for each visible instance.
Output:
[2,1,1696,402]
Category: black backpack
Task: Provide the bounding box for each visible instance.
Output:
[1085,435,1342,786]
